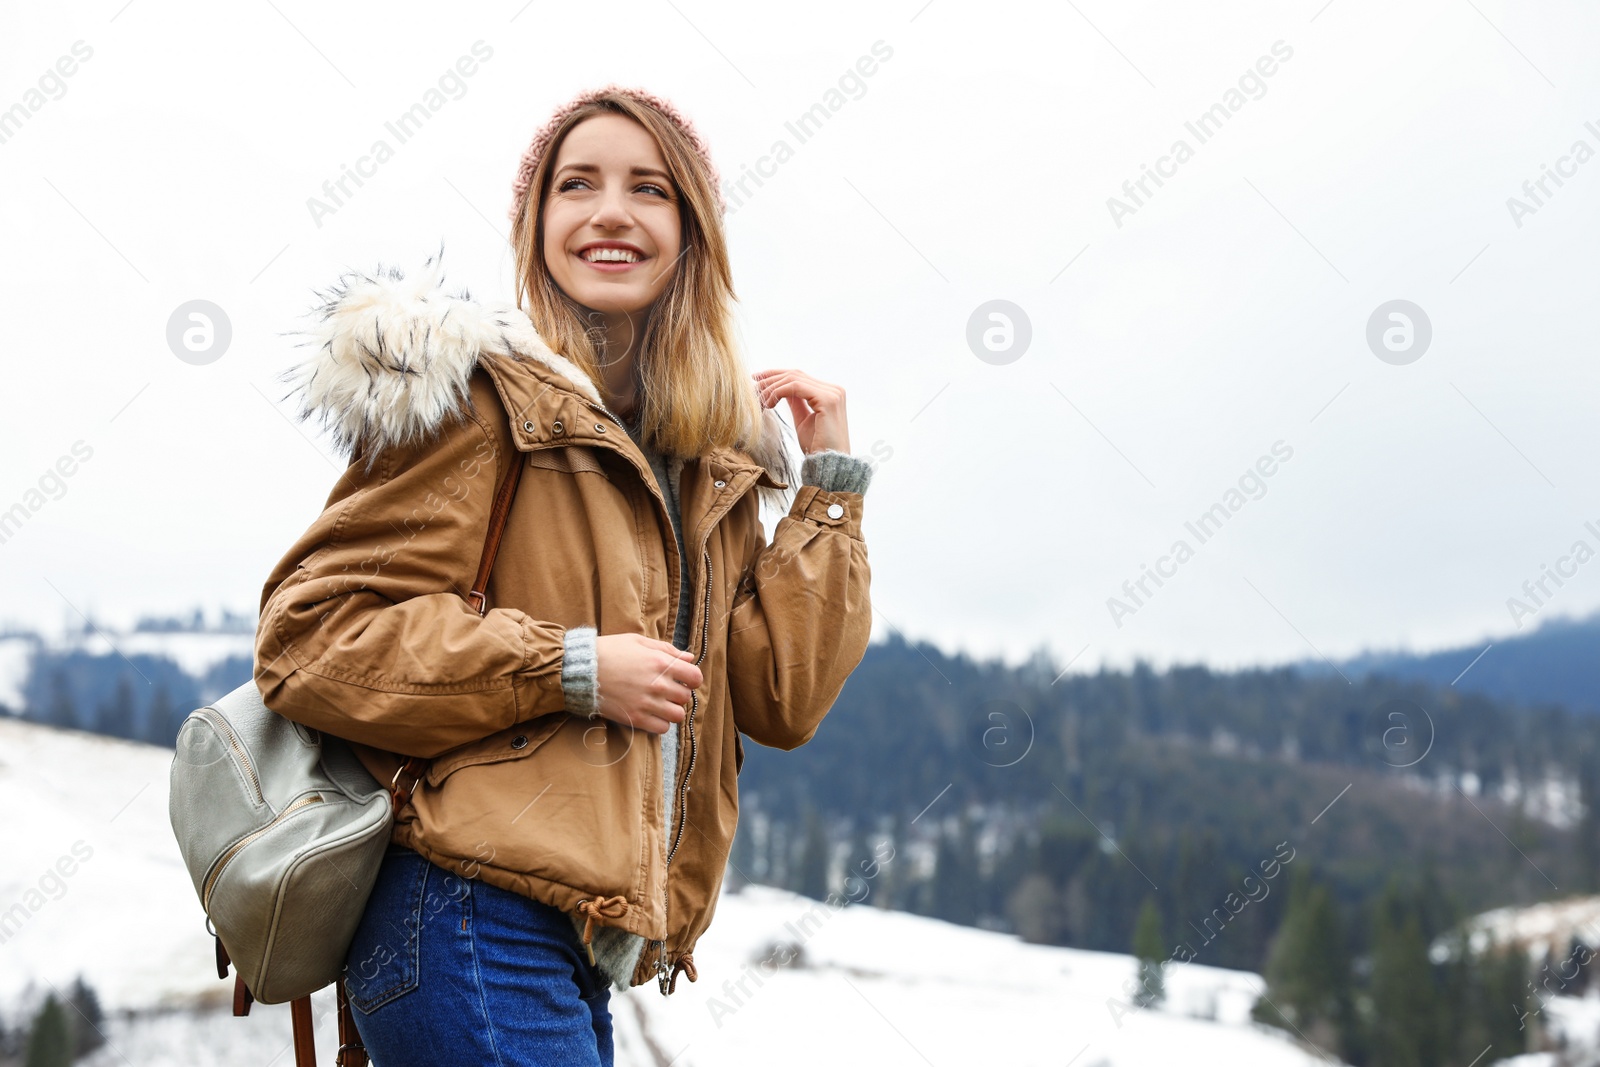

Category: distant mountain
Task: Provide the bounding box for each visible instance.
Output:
[7,614,1597,1002]
[1296,611,1600,715]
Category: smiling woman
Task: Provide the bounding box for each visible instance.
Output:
[257,83,878,1067]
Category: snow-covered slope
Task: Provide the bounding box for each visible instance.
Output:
[0,715,1338,1066]
[631,885,1333,1067]
[0,715,216,1011]
[1469,895,1600,958]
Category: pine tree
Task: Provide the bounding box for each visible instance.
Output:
[1439,931,1530,1066]
[1132,894,1165,1007]
[1366,882,1443,1067]
[1579,758,1600,893]
[143,677,178,747]
[1482,940,1532,1057]
[767,817,788,887]
[1256,867,1353,1056]
[841,826,882,905]
[875,810,906,911]
[90,673,134,738]
[931,817,980,925]
[44,669,77,731]
[24,994,71,1067]
[66,974,105,1059]
[796,809,829,901]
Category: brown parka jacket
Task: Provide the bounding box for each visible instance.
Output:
[253,259,872,992]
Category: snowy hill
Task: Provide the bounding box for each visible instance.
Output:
[0,714,1341,1066]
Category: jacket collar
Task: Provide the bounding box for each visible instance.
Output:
[278,247,794,502]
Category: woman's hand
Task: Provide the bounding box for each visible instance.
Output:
[593,633,702,734]
[751,369,851,455]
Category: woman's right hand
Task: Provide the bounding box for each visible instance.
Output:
[593,634,703,734]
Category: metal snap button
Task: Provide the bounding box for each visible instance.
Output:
[826,503,844,519]
[552,420,564,434]
[510,734,528,749]
[595,423,606,433]
[523,421,535,433]
[714,479,726,488]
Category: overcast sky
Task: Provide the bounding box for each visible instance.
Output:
[3,0,1598,678]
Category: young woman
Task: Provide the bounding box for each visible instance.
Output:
[254,85,875,1065]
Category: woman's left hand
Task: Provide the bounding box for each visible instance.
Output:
[751,369,851,455]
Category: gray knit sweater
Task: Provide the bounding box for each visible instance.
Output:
[558,426,874,989]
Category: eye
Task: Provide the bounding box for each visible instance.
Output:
[557,177,588,192]
[638,182,671,198]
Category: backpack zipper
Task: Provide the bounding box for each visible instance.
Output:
[196,708,264,806]
[201,792,325,910]
[657,546,713,992]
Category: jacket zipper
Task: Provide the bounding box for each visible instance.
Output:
[657,546,713,991]
[197,708,264,806]
[576,399,727,989]
[201,792,325,910]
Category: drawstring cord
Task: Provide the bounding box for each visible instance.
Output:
[576,896,630,965]
[667,952,698,994]
[575,895,695,992]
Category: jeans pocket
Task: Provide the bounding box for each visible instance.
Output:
[343,846,428,1014]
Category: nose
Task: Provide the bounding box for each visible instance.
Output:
[588,185,635,230]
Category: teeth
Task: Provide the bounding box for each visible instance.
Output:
[582,247,641,263]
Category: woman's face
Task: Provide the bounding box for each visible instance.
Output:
[541,113,683,321]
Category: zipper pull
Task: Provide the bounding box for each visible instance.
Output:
[655,940,672,995]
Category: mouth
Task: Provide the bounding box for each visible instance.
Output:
[575,242,649,272]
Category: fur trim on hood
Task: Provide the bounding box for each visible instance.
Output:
[277,245,797,514]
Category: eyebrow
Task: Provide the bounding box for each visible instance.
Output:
[555,163,673,181]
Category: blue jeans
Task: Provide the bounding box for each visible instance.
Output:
[343,843,614,1066]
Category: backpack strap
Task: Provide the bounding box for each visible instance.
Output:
[467,444,526,615]
[290,996,316,1065]
[388,444,526,815]
[335,975,369,1066]
[224,942,366,1066]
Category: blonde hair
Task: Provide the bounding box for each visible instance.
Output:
[510,92,762,461]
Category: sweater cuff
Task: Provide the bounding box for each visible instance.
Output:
[561,626,600,719]
[800,450,874,494]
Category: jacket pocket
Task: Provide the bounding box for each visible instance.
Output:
[424,717,650,901]
[423,714,567,788]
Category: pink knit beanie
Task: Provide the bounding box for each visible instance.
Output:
[507,84,725,224]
